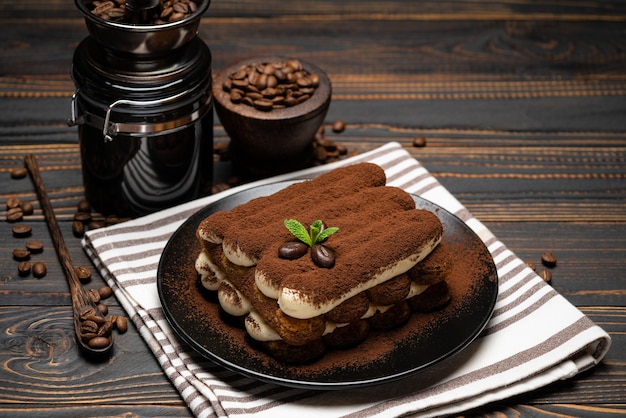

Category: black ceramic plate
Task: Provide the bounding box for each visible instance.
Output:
[157,181,498,390]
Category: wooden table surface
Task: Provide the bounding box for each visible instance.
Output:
[1,1,625,416]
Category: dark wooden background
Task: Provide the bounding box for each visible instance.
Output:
[1,1,625,416]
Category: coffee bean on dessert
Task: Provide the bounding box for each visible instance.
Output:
[75,266,92,282]
[25,240,44,254]
[72,220,85,238]
[539,269,552,283]
[77,199,91,213]
[32,262,47,278]
[12,224,32,238]
[6,196,21,209]
[311,244,336,268]
[332,120,346,133]
[412,136,427,147]
[17,261,31,277]
[19,201,34,216]
[12,248,30,261]
[10,167,28,179]
[6,207,24,222]
[541,252,557,267]
[98,285,113,300]
[278,241,309,260]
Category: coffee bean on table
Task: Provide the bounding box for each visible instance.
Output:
[115,316,128,333]
[332,120,346,133]
[12,224,32,238]
[97,303,109,316]
[19,201,34,215]
[6,207,24,222]
[17,261,31,277]
[539,269,552,283]
[541,252,557,267]
[6,196,21,209]
[10,167,28,179]
[12,248,30,261]
[32,262,47,278]
[412,136,427,147]
[87,288,101,303]
[98,285,113,300]
[72,220,85,238]
[77,199,91,213]
[74,211,92,223]
[25,240,44,254]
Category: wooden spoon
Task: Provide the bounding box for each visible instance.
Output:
[25,154,113,357]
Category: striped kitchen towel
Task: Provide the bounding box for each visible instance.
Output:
[83,141,611,418]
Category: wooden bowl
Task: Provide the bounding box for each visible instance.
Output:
[213,56,331,178]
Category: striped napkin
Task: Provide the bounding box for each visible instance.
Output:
[83,142,611,418]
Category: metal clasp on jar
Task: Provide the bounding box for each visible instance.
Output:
[68,89,212,142]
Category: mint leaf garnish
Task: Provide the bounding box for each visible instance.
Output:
[284,219,338,247]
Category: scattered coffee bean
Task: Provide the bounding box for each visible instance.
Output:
[75,266,92,282]
[525,261,536,271]
[74,211,92,223]
[223,59,320,111]
[12,248,30,261]
[97,303,109,316]
[77,199,92,213]
[412,136,427,147]
[19,201,34,216]
[115,315,128,333]
[17,261,31,277]
[6,207,24,222]
[539,269,552,283]
[311,244,336,269]
[10,167,28,179]
[32,262,47,278]
[25,240,44,254]
[6,196,21,209]
[98,285,113,299]
[12,224,32,238]
[278,241,309,260]
[87,221,104,230]
[331,120,346,133]
[87,288,101,303]
[72,220,85,238]
[541,252,557,267]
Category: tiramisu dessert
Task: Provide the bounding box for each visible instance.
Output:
[195,163,452,363]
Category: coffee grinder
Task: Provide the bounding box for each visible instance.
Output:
[69,0,213,217]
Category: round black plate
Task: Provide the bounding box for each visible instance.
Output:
[157,181,498,390]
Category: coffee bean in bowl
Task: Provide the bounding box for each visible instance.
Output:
[213,56,332,179]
